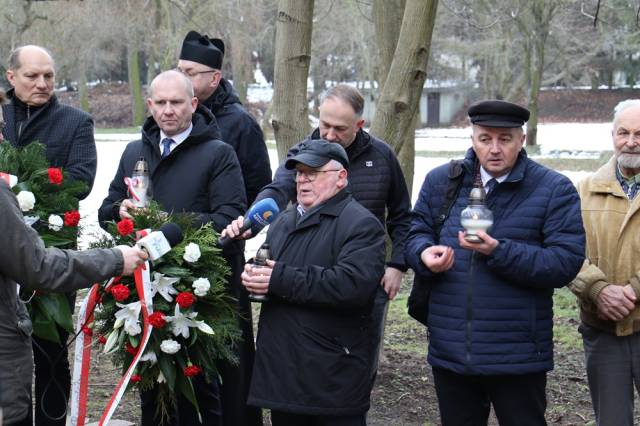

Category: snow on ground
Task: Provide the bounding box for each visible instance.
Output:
[82,122,606,250]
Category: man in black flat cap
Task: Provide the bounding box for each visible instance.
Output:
[177,30,270,426]
[177,31,271,206]
[241,140,386,426]
[405,100,585,425]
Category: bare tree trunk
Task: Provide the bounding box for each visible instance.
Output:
[77,65,90,114]
[128,43,146,126]
[369,0,438,157]
[373,0,406,90]
[230,28,251,104]
[271,0,314,161]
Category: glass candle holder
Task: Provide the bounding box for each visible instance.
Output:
[460,187,493,243]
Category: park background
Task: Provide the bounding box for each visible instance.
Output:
[2,0,639,424]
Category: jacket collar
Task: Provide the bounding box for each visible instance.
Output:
[202,78,240,114]
[585,155,626,197]
[462,147,528,184]
[3,88,58,144]
[294,189,351,230]
[309,128,371,161]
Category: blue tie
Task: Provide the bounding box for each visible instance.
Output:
[161,138,173,159]
[486,178,498,194]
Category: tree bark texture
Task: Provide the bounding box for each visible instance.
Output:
[369,0,438,157]
[127,44,145,127]
[271,0,314,161]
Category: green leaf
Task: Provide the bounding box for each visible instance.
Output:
[37,293,73,332]
[176,374,200,414]
[31,310,61,343]
[156,266,192,277]
[158,354,176,390]
[40,233,75,247]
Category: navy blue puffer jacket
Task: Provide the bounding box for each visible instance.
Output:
[405,149,585,375]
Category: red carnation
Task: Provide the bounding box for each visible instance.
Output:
[125,342,138,355]
[176,292,196,309]
[183,365,202,377]
[64,210,80,227]
[148,312,167,328]
[110,284,130,302]
[130,374,142,383]
[48,167,63,185]
[117,218,135,236]
[82,326,93,336]
[98,335,107,345]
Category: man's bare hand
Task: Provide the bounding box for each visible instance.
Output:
[221,215,253,241]
[597,284,637,321]
[116,245,149,276]
[381,267,403,300]
[420,245,455,273]
[118,199,136,220]
[241,259,274,294]
[458,230,499,255]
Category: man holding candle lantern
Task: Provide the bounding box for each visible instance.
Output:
[569,99,640,426]
[405,100,585,426]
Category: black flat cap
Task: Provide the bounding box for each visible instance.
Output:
[285,139,349,170]
[180,31,225,70]
[468,100,530,128]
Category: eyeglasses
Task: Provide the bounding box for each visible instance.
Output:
[294,169,342,182]
[176,68,217,78]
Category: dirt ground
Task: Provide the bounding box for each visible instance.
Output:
[71,282,638,426]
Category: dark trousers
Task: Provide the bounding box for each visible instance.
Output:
[219,252,263,426]
[32,292,76,426]
[140,375,222,426]
[271,410,366,426]
[432,367,547,426]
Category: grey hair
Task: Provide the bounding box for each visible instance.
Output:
[613,99,640,124]
[148,70,194,98]
[327,159,345,170]
[320,84,365,117]
[8,45,55,70]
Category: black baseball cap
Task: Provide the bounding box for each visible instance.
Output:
[285,139,349,170]
[468,100,530,128]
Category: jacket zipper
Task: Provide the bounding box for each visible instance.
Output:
[466,252,476,370]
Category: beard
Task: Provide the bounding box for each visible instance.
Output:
[617,150,640,170]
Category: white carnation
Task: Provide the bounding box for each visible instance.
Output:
[183,243,201,263]
[192,277,211,297]
[16,191,35,212]
[48,214,63,231]
[160,339,181,354]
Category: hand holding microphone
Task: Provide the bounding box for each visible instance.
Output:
[136,223,184,261]
[219,198,279,247]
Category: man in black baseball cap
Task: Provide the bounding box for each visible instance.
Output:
[284,139,349,171]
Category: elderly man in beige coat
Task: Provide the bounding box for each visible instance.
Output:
[570,99,640,426]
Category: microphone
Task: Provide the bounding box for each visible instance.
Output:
[218,198,280,247]
[137,223,183,261]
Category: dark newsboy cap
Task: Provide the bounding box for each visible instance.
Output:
[285,139,349,170]
[468,100,530,128]
[180,31,225,70]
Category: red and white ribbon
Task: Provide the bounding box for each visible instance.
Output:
[0,172,17,188]
[123,176,141,202]
[70,230,155,425]
[69,277,117,426]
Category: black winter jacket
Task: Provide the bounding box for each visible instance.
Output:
[2,88,97,198]
[203,79,272,206]
[257,129,411,270]
[248,190,386,415]
[98,106,246,254]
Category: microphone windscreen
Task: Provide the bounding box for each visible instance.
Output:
[246,198,279,232]
[159,223,183,247]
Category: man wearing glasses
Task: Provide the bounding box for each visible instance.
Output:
[241,140,386,426]
[177,31,271,206]
[177,30,270,426]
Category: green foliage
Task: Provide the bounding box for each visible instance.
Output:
[93,201,240,416]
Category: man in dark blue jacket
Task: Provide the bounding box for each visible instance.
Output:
[2,44,97,426]
[405,100,585,426]
[99,70,246,426]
